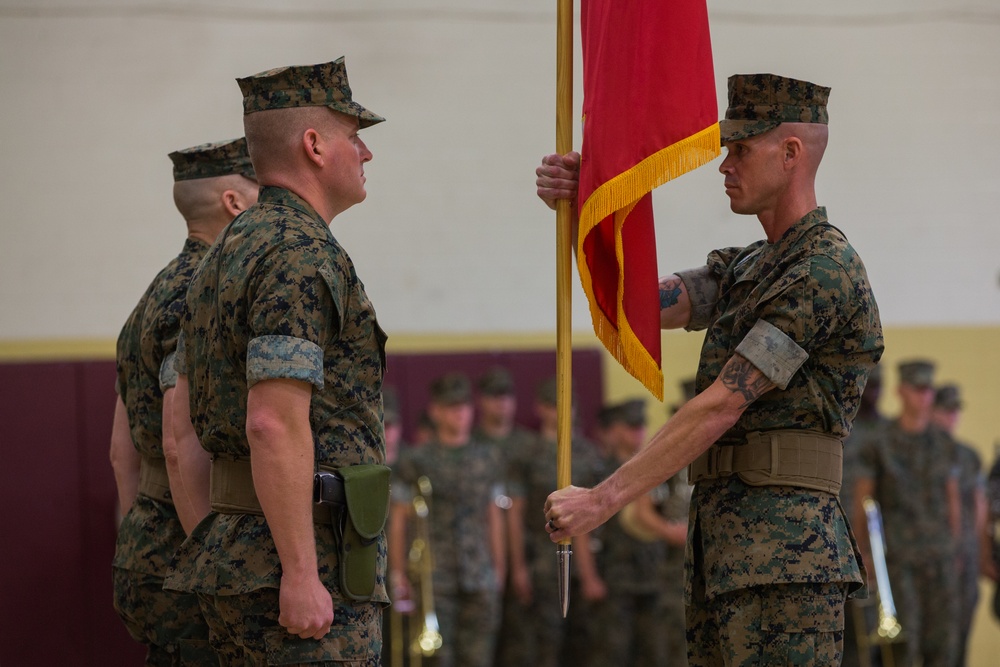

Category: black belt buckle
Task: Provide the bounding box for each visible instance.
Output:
[313,471,346,506]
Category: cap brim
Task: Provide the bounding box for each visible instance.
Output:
[330,100,385,128]
[719,119,781,143]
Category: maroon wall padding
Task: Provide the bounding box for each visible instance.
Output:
[0,348,603,665]
[0,362,145,666]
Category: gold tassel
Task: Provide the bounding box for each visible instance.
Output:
[576,123,721,400]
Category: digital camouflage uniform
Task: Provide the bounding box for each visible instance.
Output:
[677,74,883,661]
[856,416,959,667]
[391,437,504,667]
[164,58,389,667]
[499,431,605,667]
[674,74,882,667]
[113,138,253,667]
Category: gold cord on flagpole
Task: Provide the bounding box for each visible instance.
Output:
[555,0,574,619]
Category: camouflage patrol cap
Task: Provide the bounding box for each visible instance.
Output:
[611,399,647,428]
[596,404,618,429]
[383,385,400,424]
[720,73,830,143]
[429,372,472,405]
[934,384,962,411]
[478,366,515,397]
[236,57,385,128]
[898,359,935,388]
[168,138,255,182]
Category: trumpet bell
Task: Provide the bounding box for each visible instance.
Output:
[413,611,443,657]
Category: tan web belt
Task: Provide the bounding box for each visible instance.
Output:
[210,456,333,525]
[138,456,173,505]
[688,429,843,494]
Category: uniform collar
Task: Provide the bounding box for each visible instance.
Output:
[257,185,324,222]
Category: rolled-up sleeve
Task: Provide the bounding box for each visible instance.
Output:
[676,265,720,331]
[173,333,188,376]
[246,334,324,390]
[159,351,179,391]
[735,319,809,390]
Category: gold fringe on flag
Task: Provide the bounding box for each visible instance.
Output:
[576,122,721,400]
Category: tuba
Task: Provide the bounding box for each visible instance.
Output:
[852,497,904,667]
[409,475,443,662]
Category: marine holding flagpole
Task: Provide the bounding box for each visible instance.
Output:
[538,66,883,665]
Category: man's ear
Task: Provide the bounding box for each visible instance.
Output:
[220,189,245,217]
[301,128,323,167]
[784,137,803,166]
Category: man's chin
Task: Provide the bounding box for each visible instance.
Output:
[728,199,754,216]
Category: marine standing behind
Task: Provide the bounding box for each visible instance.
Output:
[853,360,961,667]
[539,74,883,665]
[501,377,605,667]
[596,399,669,667]
[388,373,505,667]
[165,58,390,665]
[110,139,257,666]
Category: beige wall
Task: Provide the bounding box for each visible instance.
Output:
[1,1,999,340]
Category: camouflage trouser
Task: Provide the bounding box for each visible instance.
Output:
[595,591,668,667]
[889,558,959,667]
[492,581,527,667]
[559,578,609,667]
[112,567,213,666]
[434,589,500,667]
[494,579,564,667]
[686,581,848,667]
[199,588,382,666]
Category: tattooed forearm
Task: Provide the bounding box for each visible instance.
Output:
[719,356,772,408]
[659,277,682,310]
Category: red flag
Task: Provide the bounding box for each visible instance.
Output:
[577,0,719,400]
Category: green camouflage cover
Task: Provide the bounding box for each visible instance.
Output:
[168,138,254,182]
[720,73,830,143]
[237,57,385,128]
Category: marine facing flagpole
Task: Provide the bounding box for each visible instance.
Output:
[555,0,574,619]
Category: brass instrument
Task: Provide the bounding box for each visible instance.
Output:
[409,475,442,662]
[853,497,904,667]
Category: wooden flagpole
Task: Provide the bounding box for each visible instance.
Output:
[555,0,574,619]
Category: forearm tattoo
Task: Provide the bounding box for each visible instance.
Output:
[719,356,771,408]
[659,277,682,310]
